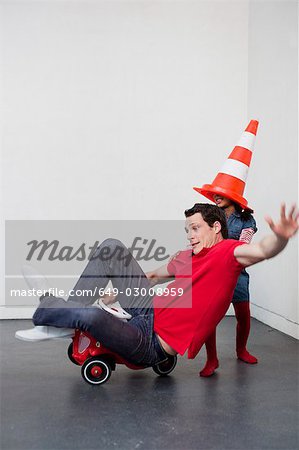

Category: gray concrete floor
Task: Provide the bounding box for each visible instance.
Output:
[1,318,298,450]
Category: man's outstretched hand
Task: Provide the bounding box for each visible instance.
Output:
[265,203,299,240]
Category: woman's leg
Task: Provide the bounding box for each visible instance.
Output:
[200,329,219,377]
[233,301,258,364]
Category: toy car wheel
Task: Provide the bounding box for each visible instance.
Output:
[81,357,112,385]
[67,343,80,366]
[152,355,177,376]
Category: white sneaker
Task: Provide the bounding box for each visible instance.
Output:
[15,326,74,342]
[22,265,50,293]
[95,299,132,320]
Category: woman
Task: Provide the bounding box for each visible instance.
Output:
[200,194,258,377]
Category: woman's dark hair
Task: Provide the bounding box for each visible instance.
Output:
[184,203,228,239]
[233,202,252,221]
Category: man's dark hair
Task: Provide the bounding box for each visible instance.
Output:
[184,203,228,239]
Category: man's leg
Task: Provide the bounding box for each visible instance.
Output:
[16,238,153,340]
[67,238,153,312]
[32,296,159,366]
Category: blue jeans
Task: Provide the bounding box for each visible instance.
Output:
[33,239,169,366]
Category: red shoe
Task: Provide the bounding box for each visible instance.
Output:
[199,359,219,377]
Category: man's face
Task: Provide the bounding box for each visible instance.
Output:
[185,213,222,254]
[213,194,233,209]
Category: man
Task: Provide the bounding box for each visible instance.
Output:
[16,203,298,370]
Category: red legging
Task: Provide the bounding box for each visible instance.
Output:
[200,301,257,377]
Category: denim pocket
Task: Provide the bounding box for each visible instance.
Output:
[128,331,144,362]
[125,315,151,363]
[128,314,160,366]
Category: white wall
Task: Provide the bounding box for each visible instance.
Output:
[1,0,248,221]
[246,0,298,339]
[1,0,249,317]
[1,0,298,339]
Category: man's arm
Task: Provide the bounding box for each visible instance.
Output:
[234,204,298,267]
[146,263,174,286]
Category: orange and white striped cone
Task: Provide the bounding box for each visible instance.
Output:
[193,120,259,212]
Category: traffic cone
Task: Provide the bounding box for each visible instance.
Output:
[193,120,259,212]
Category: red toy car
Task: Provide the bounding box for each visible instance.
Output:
[68,329,177,385]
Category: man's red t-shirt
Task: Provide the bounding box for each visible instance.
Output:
[153,239,245,359]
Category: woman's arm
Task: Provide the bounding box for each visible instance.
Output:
[239,228,255,243]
